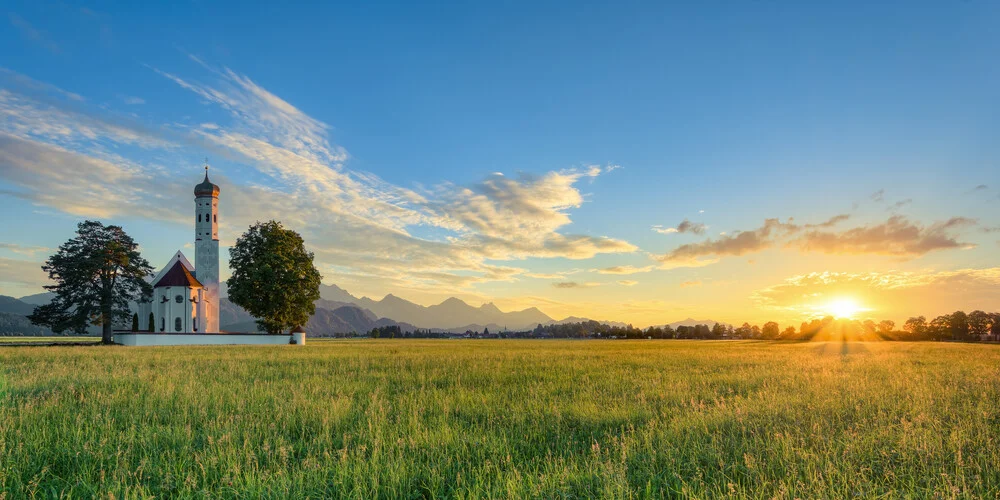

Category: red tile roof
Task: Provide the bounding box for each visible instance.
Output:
[152,260,203,288]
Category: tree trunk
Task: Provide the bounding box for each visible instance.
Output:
[102,318,113,345]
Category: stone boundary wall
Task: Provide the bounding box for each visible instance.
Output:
[115,332,305,346]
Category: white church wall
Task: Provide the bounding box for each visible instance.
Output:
[155,285,203,333]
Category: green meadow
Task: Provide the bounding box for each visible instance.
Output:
[1,340,998,498]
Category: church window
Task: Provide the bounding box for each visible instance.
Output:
[198,214,202,222]
[175,295,183,303]
[175,317,182,332]
[194,317,198,331]
[214,214,217,222]
[161,317,165,331]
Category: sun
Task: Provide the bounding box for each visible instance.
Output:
[825,298,864,319]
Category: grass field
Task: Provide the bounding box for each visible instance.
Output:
[0,336,100,345]
[1,340,999,498]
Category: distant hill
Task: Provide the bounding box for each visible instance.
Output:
[325,288,555,330]
[219,298,416,336]
[0,312,51,336]
[0,295,36,316]
[18,292,55,306]
[548,316,629,328]
[0,295,96,336]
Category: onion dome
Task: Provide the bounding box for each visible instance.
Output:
[194,166,220,197]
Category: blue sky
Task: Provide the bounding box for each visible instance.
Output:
[1,1,999,325]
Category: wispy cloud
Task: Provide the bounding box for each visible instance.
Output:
[595,265,654,275]
[793,216,976,256]
[886,199,912,212]
[0,256,49,291]
[652,218,706,235]
[680,280,702,288]
[617,280,638,286]
[0,68,83,102]
[8,14,60,53]
[870,189,885,203]
[0,63,636,296]
[553,281,600,289]
[654,213,975,268]
[0,243,50,258]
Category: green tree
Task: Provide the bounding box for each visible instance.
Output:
[761,321,780,339]
[227,221,322,334]
[929,315,950,341]
[877,320,895,335]
[781,326,797,339]
[711,323,727,339]
[28,221,153,344]
[147,311,155,332]
[968,310,991,338]
[903,316,927,338]
[949,311,969,341]
[735,322,752,339]
[861,320,877,336]
[131,312,139,332]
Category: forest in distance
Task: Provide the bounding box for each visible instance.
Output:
[360,310,1000,342]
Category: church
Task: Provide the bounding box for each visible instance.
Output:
[136,167,221,333]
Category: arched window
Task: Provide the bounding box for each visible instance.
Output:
[194,317,198,332]
[213,214,217,223]
[175,317,182,332]
[161,317,165,331]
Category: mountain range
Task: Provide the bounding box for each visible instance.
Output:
[323,284,554,330]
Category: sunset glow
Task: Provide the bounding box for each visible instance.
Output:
[823,298,866,319]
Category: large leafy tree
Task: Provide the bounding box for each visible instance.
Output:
[29,221,153,344]
[903,316,927,338]
[227,220,322,334]
[968,310,992,338]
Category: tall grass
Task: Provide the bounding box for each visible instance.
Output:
[1,340,998,498]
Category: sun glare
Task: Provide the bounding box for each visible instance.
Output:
[825,298,864,319]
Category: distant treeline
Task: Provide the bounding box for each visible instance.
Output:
[350,311,1000,342]
[0,313,53,336]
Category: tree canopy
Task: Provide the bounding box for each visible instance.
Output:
[28,220,153,344]
[227,220,322,334]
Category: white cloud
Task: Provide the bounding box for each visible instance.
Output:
[595,265,654,275]
[0,256,49,293]
[0,243,50,257]
[0,64,637,297]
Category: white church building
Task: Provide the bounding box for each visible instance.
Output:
[135,167,221,334]
[119,167,305,346]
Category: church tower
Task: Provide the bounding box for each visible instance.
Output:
[194,165,221,332]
